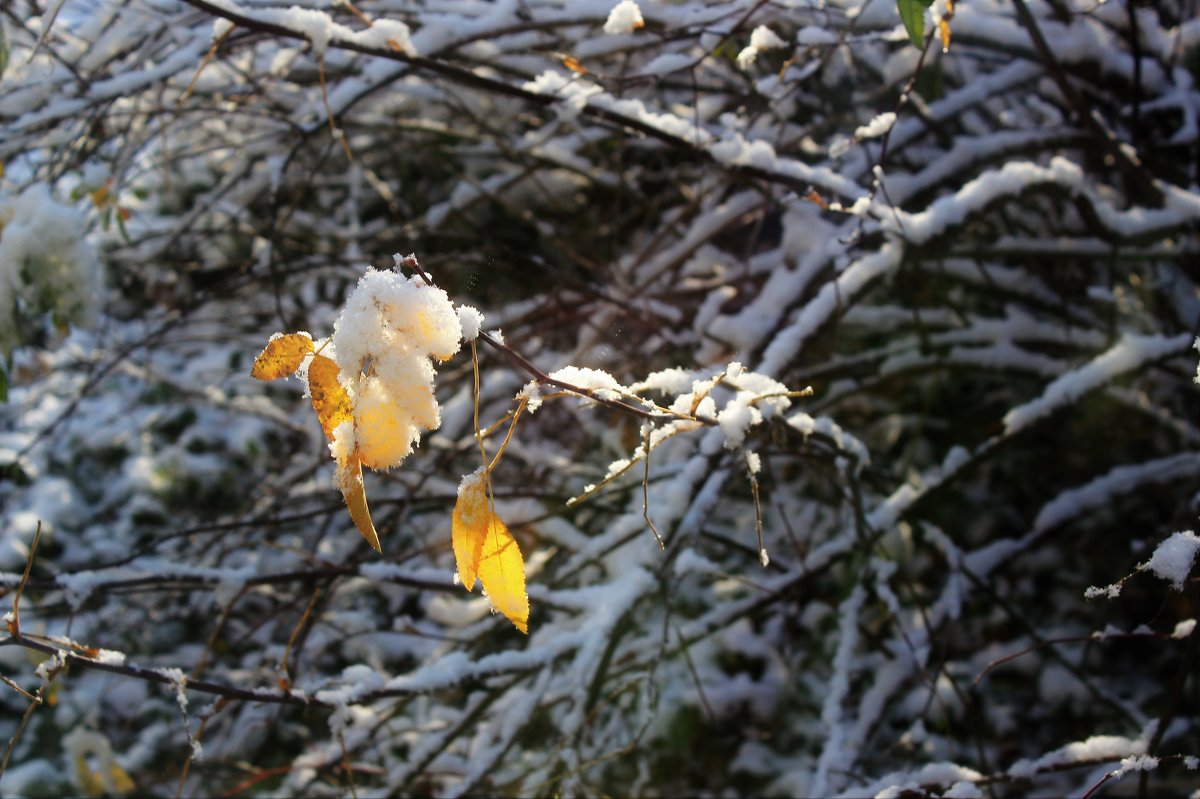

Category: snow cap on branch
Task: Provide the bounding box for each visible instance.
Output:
[604,1,644,35]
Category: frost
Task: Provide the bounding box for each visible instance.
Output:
[1112,754,1160,778]
[1085,583,1122,600]
[517,380,543,412]
[1142,530,1200,591]
[603,1,643,35]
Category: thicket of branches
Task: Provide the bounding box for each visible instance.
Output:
[1,0,1199,796]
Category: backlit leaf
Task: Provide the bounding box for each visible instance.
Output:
[251,332,314,380]
[453,471,528,633]
[338,454,381,552]
[897,0,934,48]
[307,353,353,441]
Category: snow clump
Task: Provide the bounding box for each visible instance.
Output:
[330,267,462,469]
[737,25,787,69]
[1142,530,1200,591]
[603,1,644,35]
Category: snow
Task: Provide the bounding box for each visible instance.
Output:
[1007,733,1147,779]
[1003,333,1194,434]
[1171,619,1196,639]
[0,184,104,355]
[329,267,462,469]
[737,25,787,69]
[641,52,694,76]
[547,365,623,402]
[854,112,895,140]
[457,305,484,341]
[1112,754,1160,778]
[1,1,1197,796]
[1142,530,1200,591]
[349,19,416,55]
[603,1,643,35]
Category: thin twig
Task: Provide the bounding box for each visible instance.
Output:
[6,520,41,637]
[642,424,664,550]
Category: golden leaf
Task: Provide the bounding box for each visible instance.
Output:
[562,55,587,75]
[89,183,110,207]
[251,333,314,381]
[938,18,951,53]
[339,454,381,552]
[453,472,528,633]
[307,353,353,441]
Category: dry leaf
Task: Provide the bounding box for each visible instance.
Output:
[453,471,529,633]
[339,454,381,552]
[939,0,954,53]
[251,332,314,380]
[307,353,353,441]
[803,189,829,210]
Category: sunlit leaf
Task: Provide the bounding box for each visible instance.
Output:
[307,353,353,441]
[89,183,110,207]
[897,0,935,48]
[453,471,528,633]
[938,16,951,52]
[338,454,381,552]
[251,332,314,381]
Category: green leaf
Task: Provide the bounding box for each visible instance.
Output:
[0,363,7,403]
[0,20,8,79]
[897,0,935,48]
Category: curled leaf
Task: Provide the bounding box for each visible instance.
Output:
[251,332,314,380]
[339,454,381,552]
[452,471,528,633]
[307,353,353,441]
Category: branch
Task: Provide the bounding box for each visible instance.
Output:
[1009,0,1163,207]
[176,0,857,202]
[0,632,321,707]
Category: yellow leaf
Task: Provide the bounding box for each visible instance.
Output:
[452,472,528,633]
[562,55,587,75]
[251,333,314,381]
[938,18,951,53]
[452,473,487,589]
[339,455,381,552]
[307,353,353,441]
[89,183,110,207]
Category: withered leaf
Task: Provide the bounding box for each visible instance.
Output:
[251,333,314,381]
